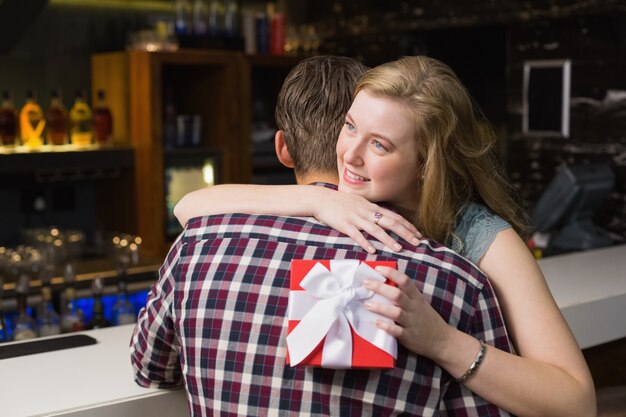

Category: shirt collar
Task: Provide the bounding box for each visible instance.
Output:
[307,182,338,190]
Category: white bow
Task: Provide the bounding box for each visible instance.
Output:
[286,260,397,368]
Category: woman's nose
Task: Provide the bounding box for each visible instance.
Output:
[342,140,364,166]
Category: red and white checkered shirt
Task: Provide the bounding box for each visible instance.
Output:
[130,185,515,417]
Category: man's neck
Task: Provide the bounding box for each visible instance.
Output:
[295,172,338,186]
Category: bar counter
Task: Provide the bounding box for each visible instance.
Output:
[538,243,626,349]
[0,325,188,417]
[1,244,624,416]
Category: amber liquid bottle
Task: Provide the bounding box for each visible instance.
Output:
[20,90,45,149]
[0,90,19,147]
[93,90,113,146]
[46,90,69,146]
[69,91,93,147]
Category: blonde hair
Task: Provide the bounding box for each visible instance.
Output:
[355,56,529,244]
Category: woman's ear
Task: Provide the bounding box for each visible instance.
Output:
[275,130,294,168]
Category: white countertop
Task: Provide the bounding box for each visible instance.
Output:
[538,244,626,349]
[0,325,188,417]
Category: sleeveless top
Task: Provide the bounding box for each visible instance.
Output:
[447,202,511,265]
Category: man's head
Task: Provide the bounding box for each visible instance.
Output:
[274,55,369,184]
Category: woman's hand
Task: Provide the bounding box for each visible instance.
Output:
[310,190,422,253]
[363,266,453,360]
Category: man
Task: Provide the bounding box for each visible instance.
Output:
[130,56,514,416]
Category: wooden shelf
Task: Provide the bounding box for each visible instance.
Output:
[0,146,134,176]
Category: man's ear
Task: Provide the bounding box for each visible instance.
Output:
[275,130,294,168]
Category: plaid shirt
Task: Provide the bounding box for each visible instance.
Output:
[131,185,514,417]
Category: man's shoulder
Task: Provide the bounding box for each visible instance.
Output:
[392,238,490,291]
[180,213,489,291]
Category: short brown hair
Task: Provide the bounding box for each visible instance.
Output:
[275,56,369,178]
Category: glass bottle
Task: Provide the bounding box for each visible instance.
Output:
[69,91,93,147]
[37,277,61,337]
[0,90,19,148]
[46,89,69,146]
[19,90,45,149]
[89,277,110,329]
[192,0,208,36]
[13,273,37,341]
[208,0,225,35]
[60,263,85,333]
[224,0,239,37]
[93,90,113,146]
[112,272,136,326]
[175,0,193,36]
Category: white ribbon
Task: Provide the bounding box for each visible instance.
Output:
[286,260,397,369]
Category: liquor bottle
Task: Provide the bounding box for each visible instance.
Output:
[112,271,136,326]
[89,277,111,329]
[13,273,37,341]
[37,277,61,337]
[0,277,9,343]
[19,90,45,149]
[269,2,285,56]
[192,0,208,36]
[45,89,69,146]
[69,91,93,147]
[175,0,193,36]
[208,0,225,36]
[60,263,85,333]
[255,10,269,54]
[0,90,19,148]
[93,90,113,146]
[223,0,239,37]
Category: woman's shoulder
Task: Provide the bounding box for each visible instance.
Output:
[451,202,511,264]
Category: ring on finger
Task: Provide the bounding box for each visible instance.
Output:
[374,211,383,225]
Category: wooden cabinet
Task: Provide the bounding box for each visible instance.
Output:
[92,50,250,257]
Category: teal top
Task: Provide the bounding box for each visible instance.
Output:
[447,202,511,265]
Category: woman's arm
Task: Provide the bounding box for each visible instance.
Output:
[174,184,316,223]
[365,230,596,417]
[174,184,421,253]
[474,229,595,416]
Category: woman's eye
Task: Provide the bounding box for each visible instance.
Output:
[373,140,388,151]
[344,122,356,132]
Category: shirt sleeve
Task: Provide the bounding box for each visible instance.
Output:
[452,203,511,265]
[129,235,184,389]
[439,279,516,416]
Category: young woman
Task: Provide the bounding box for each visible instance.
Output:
[174,56,595,417]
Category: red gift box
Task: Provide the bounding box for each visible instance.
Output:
[286,259,397,369]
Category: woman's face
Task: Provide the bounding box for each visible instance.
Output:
[336,90,421,211]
